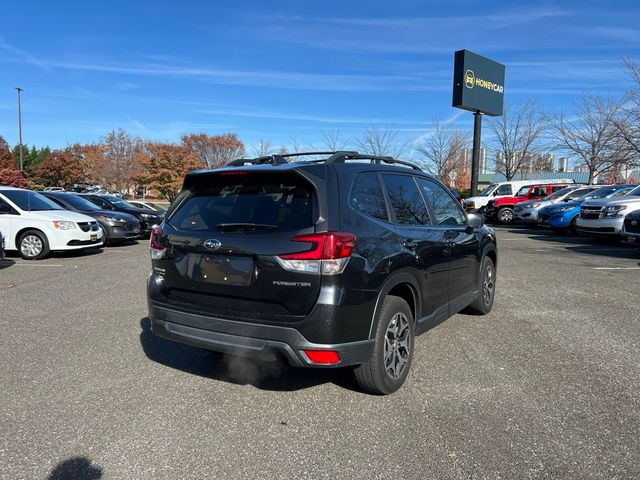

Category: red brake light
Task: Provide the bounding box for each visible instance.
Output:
[304,350,341,364]
[219,171,248,176]
[280,232,355,260]
[150,226,165,251]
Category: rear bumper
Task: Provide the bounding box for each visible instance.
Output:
[148,303,374,368]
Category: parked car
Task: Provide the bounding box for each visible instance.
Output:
[577,185,640,238]
[79,194,164,237]
[42,192,141,245]
[538,185,635,233]
[463,178,575,213]
[514,186,599,226]
[147,151,498,395]
[485,183,573,224]
[622,210,640,247]
[0,187,103,259]
[43,187,65,192]
[128,200,168,212]
[0,229,5,260]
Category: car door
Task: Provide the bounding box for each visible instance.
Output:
[379,173,449,320]
[416,178,480,309]
[0,196,20,250]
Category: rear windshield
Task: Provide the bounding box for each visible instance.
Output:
[169,172,316,232]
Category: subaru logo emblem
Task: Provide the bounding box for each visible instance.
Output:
[632,220,638,226]
[204,239,221,250]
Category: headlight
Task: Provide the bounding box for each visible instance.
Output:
[555,206,575,212]
[604,205,627,218]
[52,220,76,230]
[99,215,126,223]
[532,203,542,208]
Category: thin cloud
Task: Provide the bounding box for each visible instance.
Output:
[0,35,51,74]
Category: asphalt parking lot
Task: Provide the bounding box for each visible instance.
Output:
[1,227,639,480]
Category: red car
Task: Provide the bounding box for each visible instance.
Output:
[485,183,571,224]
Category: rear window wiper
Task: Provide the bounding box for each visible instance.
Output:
[216,223,278,231]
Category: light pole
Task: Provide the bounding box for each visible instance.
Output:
[15,87,24,171]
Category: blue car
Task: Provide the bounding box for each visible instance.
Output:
[538,185,636,232]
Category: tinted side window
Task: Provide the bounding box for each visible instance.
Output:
[87,197,111,209]
[417,179,467,227]
[496,184,512,195]
[381,174,429,225]
[349,172,389,221]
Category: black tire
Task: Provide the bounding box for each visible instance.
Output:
[18,230,50,260]
[99,225,110,246]
[354,295,414,395]
[466,256,496,315]
[497,207,514,224]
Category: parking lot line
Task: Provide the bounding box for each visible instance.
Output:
[592,267,640,270]
[11,263,63,267]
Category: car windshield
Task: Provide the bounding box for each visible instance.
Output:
[478,184,496,196]
[2,190,64,211]
[60,194,102,211]
[103,196,136,209]
[626,186,640,196]
[582,187,623,200]
[543,187,575,201]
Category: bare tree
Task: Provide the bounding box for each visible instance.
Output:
[252,139,275,157]
[488,99,550,180]
[288,138,313,154]
[614,58,640,166]
[321,129,349,152]
[94,129,141,195]
[355,125,408,158]
[413,119,468,185]
[553,94,632,184]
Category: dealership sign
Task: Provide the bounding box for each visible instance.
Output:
[452,50,505,116]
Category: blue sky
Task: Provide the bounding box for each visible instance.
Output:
[0,0,639,154]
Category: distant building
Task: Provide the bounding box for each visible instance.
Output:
[460,147,489,174]
[558,157,569,173]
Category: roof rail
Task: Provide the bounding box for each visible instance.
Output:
[325,152,422,171]
[225,150,422,171]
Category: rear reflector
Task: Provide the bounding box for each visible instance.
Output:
[304,350,341,364]
[219,170,248,176]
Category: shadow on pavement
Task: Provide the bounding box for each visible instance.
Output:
[0,258,15,270]
[139,317,362,393]
[48,457,102,480]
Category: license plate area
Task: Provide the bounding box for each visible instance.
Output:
[91,234,97,241]
[197,254,254,286]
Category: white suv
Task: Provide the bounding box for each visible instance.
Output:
[0,187,104,259]
[576,185,640,238]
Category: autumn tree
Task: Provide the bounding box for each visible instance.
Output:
[136,142,200,202]
[33,148,85,187]
[0,168,29,188]
[552,94,633,184]
[413,120,468,185]
[91,129,141,195]
[488,99,550,181]
[0,136,13,169]
[181,133,245,169]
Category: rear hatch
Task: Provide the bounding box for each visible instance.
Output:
[155,169,323,321]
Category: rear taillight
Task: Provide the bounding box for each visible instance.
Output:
[276,232,355,275]
[149,226,166,260]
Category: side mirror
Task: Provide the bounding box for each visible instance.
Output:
[466,213,484,232]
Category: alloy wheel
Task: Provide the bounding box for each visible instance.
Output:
[21,235,43,258]
[384,312,411,379]
[483,263,495,306]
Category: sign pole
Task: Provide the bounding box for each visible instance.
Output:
[471,110,482,196]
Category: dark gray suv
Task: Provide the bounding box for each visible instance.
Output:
[147,152,498,394]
